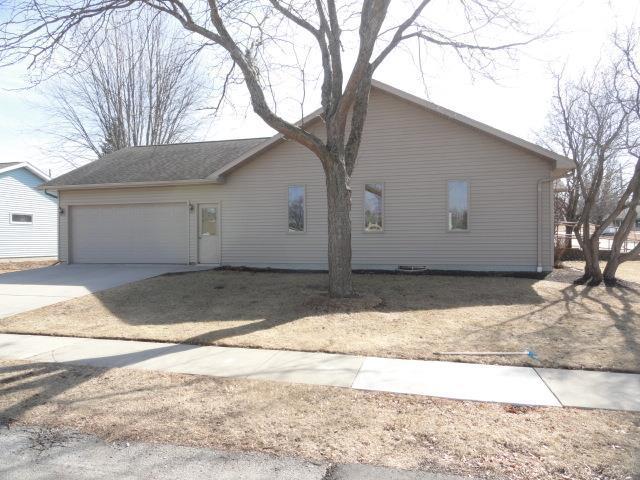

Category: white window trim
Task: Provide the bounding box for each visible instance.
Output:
[287,185,307,234]
[363,182,385,233]
[10,212,34,225]
[446,180,470,232]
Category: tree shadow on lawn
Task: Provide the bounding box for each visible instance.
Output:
[4,269,639,371]
[0,359,208,431]
[455,281,640,372]
[2,274,638,423]
[0,338,357,427]
[0,271,543,425]
[582,283,640,370]
[0,362,99,425]
[81,269,550,343]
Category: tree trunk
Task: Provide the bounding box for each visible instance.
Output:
[604,202,639,285]
[574,221,603,285]
[603,254,620,286]
[324,159,354,297]
[578,236,603,285]
[603,224,627,286]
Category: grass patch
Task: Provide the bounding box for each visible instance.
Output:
[561,260,640,284]
[0,359,638,480]
[1,261,639,372]
[0,260,57,275]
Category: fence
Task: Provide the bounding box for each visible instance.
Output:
[554,222,639,264]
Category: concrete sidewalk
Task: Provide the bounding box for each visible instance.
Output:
[1,333,639,412]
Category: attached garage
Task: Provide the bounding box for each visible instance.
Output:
[69,203,189,264]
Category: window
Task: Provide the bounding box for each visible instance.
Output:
[288,185,305,232]
[200,207,217,235]
[448,180,469,231]
[10,213,33,224]
[364,183,384,232]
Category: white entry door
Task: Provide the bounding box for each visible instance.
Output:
[198,203,220,264]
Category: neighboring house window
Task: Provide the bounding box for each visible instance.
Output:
[364,183,384,232]
[10,213,33,224]
[288,185,305,232]
[448,180,469,231]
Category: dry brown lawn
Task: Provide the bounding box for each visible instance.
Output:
[2,261,639,372]
[0,259,57,275]
[562,260,640,284]
[1,359,638,480]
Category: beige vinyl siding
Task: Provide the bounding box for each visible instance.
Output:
[349,89,552,270]
[58,88,554,271]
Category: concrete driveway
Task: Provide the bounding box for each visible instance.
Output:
[0,264,204,318]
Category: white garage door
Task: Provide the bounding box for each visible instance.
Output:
[70,203,188,263]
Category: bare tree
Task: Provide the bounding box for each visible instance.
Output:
[541,72,595,228]
[569,73,628,285]
[602,28,640,284]
[0,0,538,296]
[542,60,633,285]
[542,71,629,225]
[45,12,205,166]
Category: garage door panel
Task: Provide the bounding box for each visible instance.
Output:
[70,203,188,263]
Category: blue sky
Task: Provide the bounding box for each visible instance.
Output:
[0,0,639,178]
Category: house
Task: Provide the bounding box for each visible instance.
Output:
[613,206,640,231]
[41,81,575,272]
[0,162,58,259]
[610,206,640,245]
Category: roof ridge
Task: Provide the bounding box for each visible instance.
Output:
[130,137,271,148]
[0,161,50,180]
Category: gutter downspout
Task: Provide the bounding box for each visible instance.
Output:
[537,177,553,273]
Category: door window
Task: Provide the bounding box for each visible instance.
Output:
[200,207,217,235]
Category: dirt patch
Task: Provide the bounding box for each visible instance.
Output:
[302,292,383,312]
[2,263,639,372]
[0,260,57,275]
[28,427,80,453]
[0,359,638,480]
[559,260,640,284]
[549,260,640,287]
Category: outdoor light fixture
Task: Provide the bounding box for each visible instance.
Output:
[59,207,65,215]
[189,203,194,212]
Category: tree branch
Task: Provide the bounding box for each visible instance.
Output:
[200,0,328,158]
[370,0,433,70]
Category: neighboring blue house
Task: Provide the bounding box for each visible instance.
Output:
[0,162,58,259]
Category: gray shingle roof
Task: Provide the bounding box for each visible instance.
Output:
[44,138,268,187]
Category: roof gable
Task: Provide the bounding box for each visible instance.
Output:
[211,80,575,179]
[42,81,575,190]
[370,81,575,172]
[0,162,50,181]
